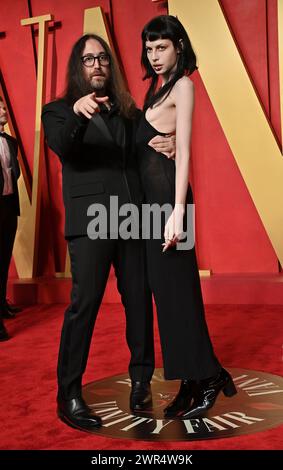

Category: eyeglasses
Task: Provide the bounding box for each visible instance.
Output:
[81,54,110,67]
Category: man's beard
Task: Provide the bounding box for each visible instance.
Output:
[91,77,105,90]
[81,75,109,97]
[89,76,108,94]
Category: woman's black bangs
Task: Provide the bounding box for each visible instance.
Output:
[143,29,173,43]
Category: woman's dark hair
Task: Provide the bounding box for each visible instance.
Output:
[63,34,136,119]
[141,15,197,110]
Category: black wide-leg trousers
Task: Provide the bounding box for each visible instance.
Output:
[58,235,154,400]
[146,237,221,382]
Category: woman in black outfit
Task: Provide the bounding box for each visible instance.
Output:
[136,15,237,419]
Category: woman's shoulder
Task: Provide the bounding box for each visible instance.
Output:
[170,76,194,105]
[173,75,194,93]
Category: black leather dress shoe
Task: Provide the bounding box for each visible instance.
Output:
[0,324,10,341]
[180,368,237,419]
[130,381,152,411]
[57,397,102,431]
[164,379,195,418]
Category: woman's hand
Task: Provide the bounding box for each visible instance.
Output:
[148,134,176,159]
[162,204,185,252]
[73,92,109,119]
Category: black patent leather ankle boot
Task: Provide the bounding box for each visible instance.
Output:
[164,379,195,418]
[181,368,237,419]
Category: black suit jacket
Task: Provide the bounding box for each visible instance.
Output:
[42,99,143,237]
[0,133,20,215]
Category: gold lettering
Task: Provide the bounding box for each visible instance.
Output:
[14,14,53,277]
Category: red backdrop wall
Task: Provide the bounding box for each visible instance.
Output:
[0,0,280,277]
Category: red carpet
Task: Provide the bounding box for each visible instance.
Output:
[0,303,282,450]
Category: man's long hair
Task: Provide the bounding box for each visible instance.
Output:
[63,34,136,119]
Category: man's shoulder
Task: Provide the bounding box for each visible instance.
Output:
[134,107,142,117]
[4,133,17,145]
[132,107,142,122]
[42,98,71,114]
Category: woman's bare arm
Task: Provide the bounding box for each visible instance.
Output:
[174,76,194,208]
[163,77,194,251]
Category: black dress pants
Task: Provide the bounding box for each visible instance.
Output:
[58,235,154,400]
[146,237,221,382]
[0,195,17,310]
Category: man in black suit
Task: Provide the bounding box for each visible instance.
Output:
[0,97,21,341]
[42,34,175,432]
